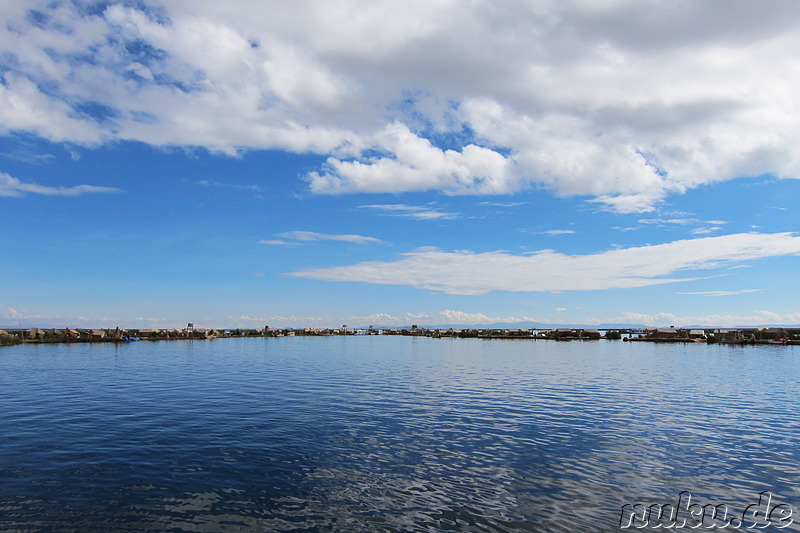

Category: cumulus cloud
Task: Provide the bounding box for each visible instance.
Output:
[2,1,800,210]
[231,307,800,328]
[607,310,800,328]
[232,310,546,328]
[0,172,120,197]
[425,309,539,325]
[290,232,800,295]
[0,305,144,328]
[0,305,23,320]
[307,123,514,195]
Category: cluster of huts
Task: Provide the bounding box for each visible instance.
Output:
[0,325,363,344]
[2,326,798,346]
[624,327,799,345]
[0,327,222,344]
[381,326,606,340]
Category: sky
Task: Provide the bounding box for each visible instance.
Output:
[1,0,799,329]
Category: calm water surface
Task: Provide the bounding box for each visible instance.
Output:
[0,337,798,532]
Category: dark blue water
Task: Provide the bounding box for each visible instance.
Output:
[0,337,798,532]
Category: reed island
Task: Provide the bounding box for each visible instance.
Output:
[2,325,798,346]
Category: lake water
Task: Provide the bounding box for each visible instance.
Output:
[0,337,798,532]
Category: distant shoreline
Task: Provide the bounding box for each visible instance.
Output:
[2,326,799,346]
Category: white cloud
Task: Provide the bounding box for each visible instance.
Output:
[635,216,727,235]
[359,203,459,220]
[690,226,722,235]
[0,305,23,320]
[0,73,105,144]
[232,307,800,328]
[196,179,261,191]
[7,302,798,330]
[480,201,526,208]
[2,2,800,210]
[351,310,543,327]
[290,232,800,295]
[541,229,576,237]
[307,123,515,195]
[226,309,547,328]
[639,217,728,227]
[0,305,168,328]
[259,239,300,246]
[608,310,800,328]
[0,172,120,197]
[589,193,664,214]
[677,289,761,297]
[265,231,381,244]
[279,231,381,244]
[639,217,696,225]
[2,147,57,164]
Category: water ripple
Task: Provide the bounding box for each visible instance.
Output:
[0,338,798,531]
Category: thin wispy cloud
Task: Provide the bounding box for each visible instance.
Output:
[541,229,576,237]
[2,149,56,165]
[639,218,695,225]
[0,172,120,197]
[639,217,728,226]
[678,289,761,297]
[637,216,728,236]
[690,226,723,235]
[196,180,262,192]
[480,201,526,208]
[360,204,459,221]
[261,231,381,245]
[291,233,800,295]
[259,239,301,246]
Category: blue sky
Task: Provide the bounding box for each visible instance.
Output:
[1,0,799,329]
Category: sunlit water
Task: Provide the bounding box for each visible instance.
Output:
[0,337,798,532]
